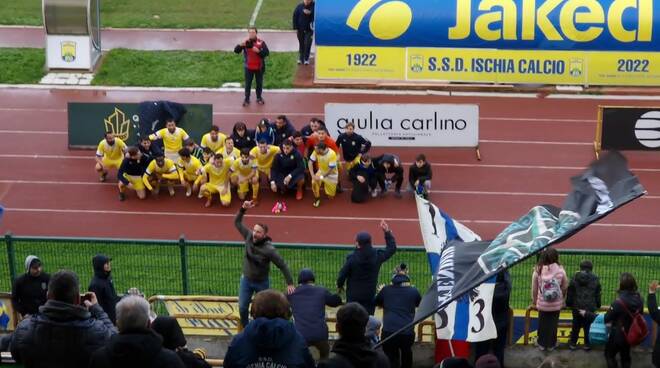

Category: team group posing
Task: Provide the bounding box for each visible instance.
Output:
[94,116,434,210]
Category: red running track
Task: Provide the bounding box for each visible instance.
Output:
[0,87,658,250]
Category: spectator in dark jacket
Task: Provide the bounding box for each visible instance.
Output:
[287,269,342,360]
[375,264,421,368]
[336,122,371,171]
[337,221,397,315]
[89,296,184,368]
[231,121,256,151]
[349,154,378,203]
[474,270,511,368]
[270,139,306,208]
[566,260,601,350]
[274,115,297,146]
[255,118,276,145]
[11,255,49,317]
[648,281,659,368]
[224,289,315,368]
[317,303,390,368]
[292,0,314,65]
[10,270,116,368]
[234,27,270,107]
[152,316,211,368]
[583,272,643,368]
[374,154,404,198]
[408,154,432,198]
[88,254,120,324]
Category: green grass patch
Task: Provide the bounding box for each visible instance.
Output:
[255,0,300,30]
[92,49,297,88]
[0,0,41,26]
[0,48,45,84]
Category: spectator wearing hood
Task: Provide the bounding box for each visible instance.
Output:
[224,289,315,368]
[151,316,211,368]
[235,201,295,328]
[254,118,276,145]
[231,122,256,151]
[89,254,120,324]
[474,270,511,367]
[375,264,422,368]
[337,220,397,315]
[318,302,390,368]
[566,260,601,350]
[89,296,184,368]
[287,268,342,359]
[349,154,378,203]
[531,248,567,351]
[648,281,659,368]
[11,270,116,368]
[374,154,404,198]
[273,115,296,146]
[11,255,50,317]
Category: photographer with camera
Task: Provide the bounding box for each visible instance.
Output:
[234,27,270,107]
[11,270,117,368]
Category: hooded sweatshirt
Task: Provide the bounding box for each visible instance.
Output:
[531,263,568,312]
[88,254,120,323]
[375,274,422,335]
[11,255,50,315]
[89,328,184,368]
[231,125,256,151]
[317,338,390,368]
[337,231,397,303]
[223,317,315,368]
[566,270,602,312]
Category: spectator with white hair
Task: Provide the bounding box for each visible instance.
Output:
[89,296,184,368]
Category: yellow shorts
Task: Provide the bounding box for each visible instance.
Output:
[233,173,256,194]
[344,155,362,171]
[101,157,122,169]
[257,167,271,179]
[312,174,338,198]
[122,174,145,191]
[182,172,199,183]
[203,183,231,204]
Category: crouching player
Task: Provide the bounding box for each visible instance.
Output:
[231,149,259,202]
[117,146,148,201]
[308,142,338,208]
[177,148,203,197]
[142,154,179,197]
[200,153,233,208]
[95,132,127,182]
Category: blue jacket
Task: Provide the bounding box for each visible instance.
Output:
[292,2,315,32]
[287,284,342,343]
[375,274,421,335]
[223,317,315,368]
[254,126,276,145]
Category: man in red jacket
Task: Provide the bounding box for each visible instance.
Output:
[234,27,270,107]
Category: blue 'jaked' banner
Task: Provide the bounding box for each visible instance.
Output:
[315,0,658,51]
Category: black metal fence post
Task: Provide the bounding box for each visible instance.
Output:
[179,234,189,295]
[5,232,17,284]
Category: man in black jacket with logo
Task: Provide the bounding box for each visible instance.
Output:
[337,220,396,315]
[11,255,50,318]
[88,254,120,324]
[270,139,306,209]
[374,154,404,198]
[273,115,296,146]
[336,122,371,171]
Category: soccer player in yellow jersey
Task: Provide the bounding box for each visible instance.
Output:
[308,142,338,208]
[249,140,280,201]
[231,148,259,202]
[217,137,240,161]
[95,132,127,182]
[142,154,179,197]
[149,120,190,162]
[176,148,203,197]
[200,153,234,207]
[200,125,226,153]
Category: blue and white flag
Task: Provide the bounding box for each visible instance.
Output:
[415,195,497,342]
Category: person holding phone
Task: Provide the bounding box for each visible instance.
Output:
[234,27,270,107]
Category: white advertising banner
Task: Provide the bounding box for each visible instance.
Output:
[324,103,479,147]
[46,35,93,70]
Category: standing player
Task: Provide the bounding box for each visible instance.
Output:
[149,120,190,162]
[249,140,280,204]
[117,147,149,201]
[201,125,226,153]
[95,132,127,182]
[177,148,203,197]
[308,142,338,208]
[200,153,234,208]
[142,154,179,197]
[336,122,371,171]
[231,148,259,202]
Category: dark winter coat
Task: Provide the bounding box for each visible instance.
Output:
[137,101,187,139]
[408,162,433,185]
[374,274,421,335]
[118,157,150,185]
[336,132,371,162]
[337,231,396,303]
[88,255,120,324]
[10,301,116,368]
[223,317,315,368]
[235,208,294,285]
[647,293,659,367]
[271,149,305,184]
[317,338,390,368]
[492,270,512,329]
[234,39,270,72]
[292,2,315,32]
[11,272,49,316]
[566,270,602,312]
[231,127,256,150]
[373,154,403,177]
[89,328,185,368]
[287,283,342,343]
[274,119,297,146]
[349,161,377,182]
[604,291,644,347]
[151,316,211,368]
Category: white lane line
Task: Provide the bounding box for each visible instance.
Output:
[4,207,659,228]
[249,0,264,26]
[479,139,591,146]
[548,94,660,101]
[0,130,67,135]
[1,155,659,173]
[0,179,657,199]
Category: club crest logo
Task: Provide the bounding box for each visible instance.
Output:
[104,108,131,141]
[61,41,76,62]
